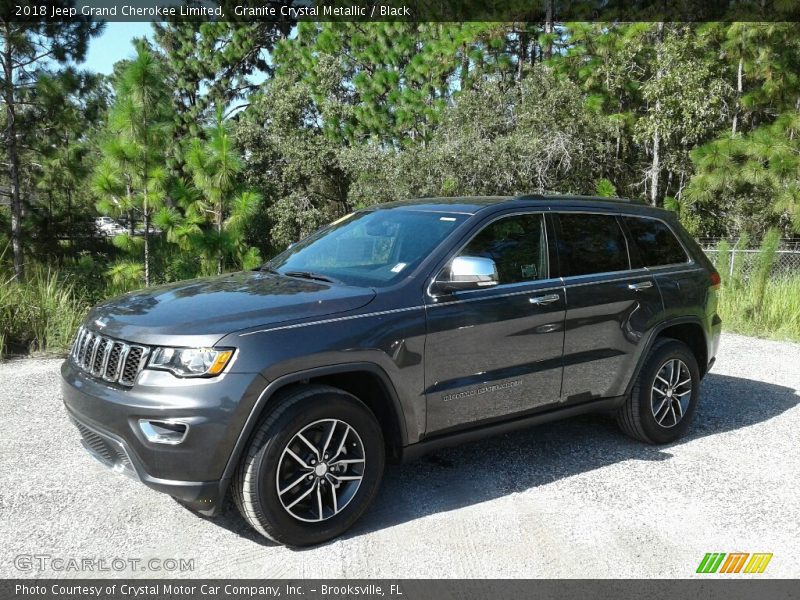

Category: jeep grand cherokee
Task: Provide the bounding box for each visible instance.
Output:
[62,195,722,546]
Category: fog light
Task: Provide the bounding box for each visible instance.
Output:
[138,419,189,445]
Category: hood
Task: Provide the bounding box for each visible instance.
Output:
[85,271,376,347]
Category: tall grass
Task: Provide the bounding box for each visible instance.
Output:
[0,265,89,359]
[714,229,800,342]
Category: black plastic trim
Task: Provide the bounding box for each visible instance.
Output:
[623,315,709,397]
[215,361,408,502]
[400,397,622,462]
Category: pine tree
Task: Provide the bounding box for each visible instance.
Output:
[276,22,493,146]
[0,7,102,279]
[181,111,261,275]
[152,17,291,173]
[93,43,172,287]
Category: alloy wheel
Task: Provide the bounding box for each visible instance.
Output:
[650,358,692,429]
[275,419,365,522]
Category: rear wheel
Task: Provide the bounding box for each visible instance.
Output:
[617,338,700,444]
[233,385,384,546]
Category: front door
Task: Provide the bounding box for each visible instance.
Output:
[424,212,566,434]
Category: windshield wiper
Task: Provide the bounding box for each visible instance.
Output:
[282,270,338,284]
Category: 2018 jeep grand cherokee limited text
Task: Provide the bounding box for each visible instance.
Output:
[62,195,722,546]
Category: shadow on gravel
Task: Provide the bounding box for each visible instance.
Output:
[205,373,798,547]
[351,373,799,539]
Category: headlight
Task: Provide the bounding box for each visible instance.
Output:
[148,347,234,377]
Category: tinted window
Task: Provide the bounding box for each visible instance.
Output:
[623,216,688,267]
[459,214,548,285]
[556,214,629,276]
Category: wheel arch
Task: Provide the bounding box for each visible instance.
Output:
[625,317,709,397]
[219,362,408,492]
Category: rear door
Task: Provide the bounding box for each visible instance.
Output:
[553,211,664,403]
[424,211,566,433]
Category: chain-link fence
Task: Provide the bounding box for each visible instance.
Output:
[699,239,800,280]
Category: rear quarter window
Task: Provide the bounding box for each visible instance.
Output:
[623,216,689,267]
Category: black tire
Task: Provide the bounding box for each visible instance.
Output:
[232,384,384,546]
[617,338,700,444]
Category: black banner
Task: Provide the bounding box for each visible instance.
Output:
[3,0,800,23]
[2,580,800,600]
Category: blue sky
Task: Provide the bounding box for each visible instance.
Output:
[82,22,154,74]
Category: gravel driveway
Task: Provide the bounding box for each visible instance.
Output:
[1,333,798,578]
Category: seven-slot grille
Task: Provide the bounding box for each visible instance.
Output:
[71,326,149,386]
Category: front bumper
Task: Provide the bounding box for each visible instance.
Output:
[61,359,267,515]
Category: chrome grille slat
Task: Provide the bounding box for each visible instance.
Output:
[98,339,113,377]
[103,342,124,381]
[77,330,93,366]
[92,338,108,375]
[70,328,148,387]
[82,333,96,369]
[120,346,145,386]
[88,336,102,372]
[117,344,131,380]
[71,327,85,357]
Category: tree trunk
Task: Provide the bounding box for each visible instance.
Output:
[460,42,470,90]
[3,24,24,280]
[732,57,743,135]
[126,178,134,235]
[543,0,554,61]
[143,189,150,287]
[517,26,528,80]
[67,187,72,247]
[650,22,665,207]
[217,210,223,275]
[650,127,661,207]
[143,211,150,287]
[47,191,52,234]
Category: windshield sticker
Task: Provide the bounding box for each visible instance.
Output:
[391,263,408,273]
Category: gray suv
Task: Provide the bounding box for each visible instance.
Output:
[62,195,722,546]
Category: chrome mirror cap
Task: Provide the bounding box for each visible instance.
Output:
[449,256,499,286]
[431,255,499,295]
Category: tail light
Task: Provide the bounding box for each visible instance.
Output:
[710,271,721,289]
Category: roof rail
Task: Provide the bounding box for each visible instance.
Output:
[513,193,646,204]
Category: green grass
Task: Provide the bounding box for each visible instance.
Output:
[717,274,800,341]
[711,228,800,343]
[0,265,89,359]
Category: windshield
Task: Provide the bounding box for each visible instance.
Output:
[266,209,466,287]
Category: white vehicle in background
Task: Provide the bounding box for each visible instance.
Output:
[94,216,126,237]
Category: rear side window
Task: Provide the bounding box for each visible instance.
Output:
[623,216,689,267]
[555,213,629,277]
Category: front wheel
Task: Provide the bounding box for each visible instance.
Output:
[617,338,700,444]
[233,385,385,546]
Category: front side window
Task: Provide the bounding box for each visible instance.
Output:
[555,213,629,277]
[458,213,548,285]
[623,216,689,267]
[267,209,465,287]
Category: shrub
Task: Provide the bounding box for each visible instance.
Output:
[711,231,800,342]
[0,265,89,357]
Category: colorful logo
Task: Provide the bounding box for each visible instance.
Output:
[696,552,773,574]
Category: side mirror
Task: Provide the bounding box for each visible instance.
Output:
[431,255,499,294]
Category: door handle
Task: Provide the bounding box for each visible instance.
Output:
[628,281,654,291]
[529,293,560,306]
